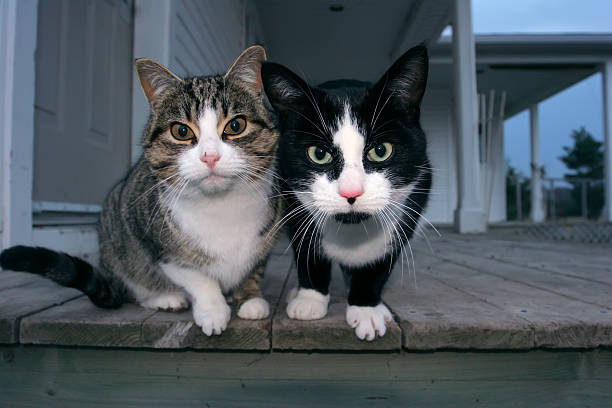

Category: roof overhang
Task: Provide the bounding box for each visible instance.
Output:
[255,0,453,84]
[431,34,612,118]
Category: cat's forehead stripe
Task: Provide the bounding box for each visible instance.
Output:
[198,105,219,139]
[332,104,364,167]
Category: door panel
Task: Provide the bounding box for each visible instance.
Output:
[33,0,132,206]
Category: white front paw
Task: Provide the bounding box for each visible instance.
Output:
[140,293,189,311]
[237,297,270,320]
[346,303,393,341]
[286,288,330,320]
[192,301,231,336]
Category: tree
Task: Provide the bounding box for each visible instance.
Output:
[559,127,604,218]
[505,160,531,220]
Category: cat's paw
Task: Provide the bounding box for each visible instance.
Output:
[237,297,270,320]
[346,303,393,341]
[192,301,231,336]
[286,288,330,320]
[140,293,189,311]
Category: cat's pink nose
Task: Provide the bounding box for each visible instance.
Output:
[201,153,220,168]
[339,188,364,203]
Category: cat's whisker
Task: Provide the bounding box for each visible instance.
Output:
[305,85,331,137]
[285,106,327,137]
[286,129,328,142]
[390,197,441,237]
[235,173,269,204]
[370,74,389,131]
[125,172,182,210]
[159,178,190,237]
[371,91,396,133]
[386,199,436,254]
[267,201,311,239]
[384,206,417,288]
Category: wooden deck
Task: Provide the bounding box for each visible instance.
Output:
[1,230,610,351]
[1,230,611,406]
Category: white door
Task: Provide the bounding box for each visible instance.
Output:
[33,0,133,209]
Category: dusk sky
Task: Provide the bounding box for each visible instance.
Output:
[471,0,611,179]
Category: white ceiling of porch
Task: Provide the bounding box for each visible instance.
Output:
[254,0,452,85]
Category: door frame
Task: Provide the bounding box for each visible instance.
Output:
[1,0,140,257]
[1,0,37,250]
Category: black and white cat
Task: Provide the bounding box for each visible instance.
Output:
[261,46,431,341]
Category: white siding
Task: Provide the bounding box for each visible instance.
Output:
[421,88,457,225]
[170,0,246,77]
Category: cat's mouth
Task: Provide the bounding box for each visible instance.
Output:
[197,173,234,192]
[334,212,371,224]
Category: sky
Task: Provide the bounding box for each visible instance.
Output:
[470,0,612,178]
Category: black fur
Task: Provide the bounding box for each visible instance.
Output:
[262,46,431,309]
[0,246,125,308]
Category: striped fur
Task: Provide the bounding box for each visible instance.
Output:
[0,46,282,335]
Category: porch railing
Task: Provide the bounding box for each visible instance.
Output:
[507,175,603,221]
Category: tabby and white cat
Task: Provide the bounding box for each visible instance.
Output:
[0,46,281,336]
[261,46,431,341]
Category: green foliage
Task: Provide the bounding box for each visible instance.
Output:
[560,127,604,179]
[559,127,604,218]
[505,161,531,220]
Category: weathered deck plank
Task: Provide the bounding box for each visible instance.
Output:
[423,260,612,348]
[1,231,611,351]
[0,278,82,344]
[141,253,292,350]
[425,246,612,309]
[385,266,535,349]
[432,236,612,284]
[273,264,402,350]
[0,271,43,291]
[17,251,293,350]
[20,297,157,347]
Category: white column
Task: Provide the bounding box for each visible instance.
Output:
[529,105,545,222]
[130,0,173,164]
[0,0,37,249]
[452,0,485,233]
[603,60,612,222]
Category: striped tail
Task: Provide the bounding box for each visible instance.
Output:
[0,245,125,308]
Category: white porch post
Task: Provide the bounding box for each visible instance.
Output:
[452,0,485,233]
[529,105,545,222]
[0,0,37,249]
[603,60,612,222]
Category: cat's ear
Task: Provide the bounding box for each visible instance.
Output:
[225,45,266,93]
[135,58,182,103]
[372,45,428,107]
[260,62,310,112]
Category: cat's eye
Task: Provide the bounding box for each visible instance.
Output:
[307,146,332,165]
[367,142,393,162]
[223,116,247,138]
[170,123,195,141]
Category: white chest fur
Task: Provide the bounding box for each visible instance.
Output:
[321,216,392,267]
[170,183,271,291]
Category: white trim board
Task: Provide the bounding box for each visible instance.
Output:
[32,225,99,264]
[32,201,102,214]
[1,0,38,249]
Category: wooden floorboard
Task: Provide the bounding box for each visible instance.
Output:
[425,246,612,309]
[16,250,293,350]
[272,264,402,351]
[422,260,612,348]
[385,269,534,349]
[0,231,611,351]
[432,235,612,284]
[0,278,82,344]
